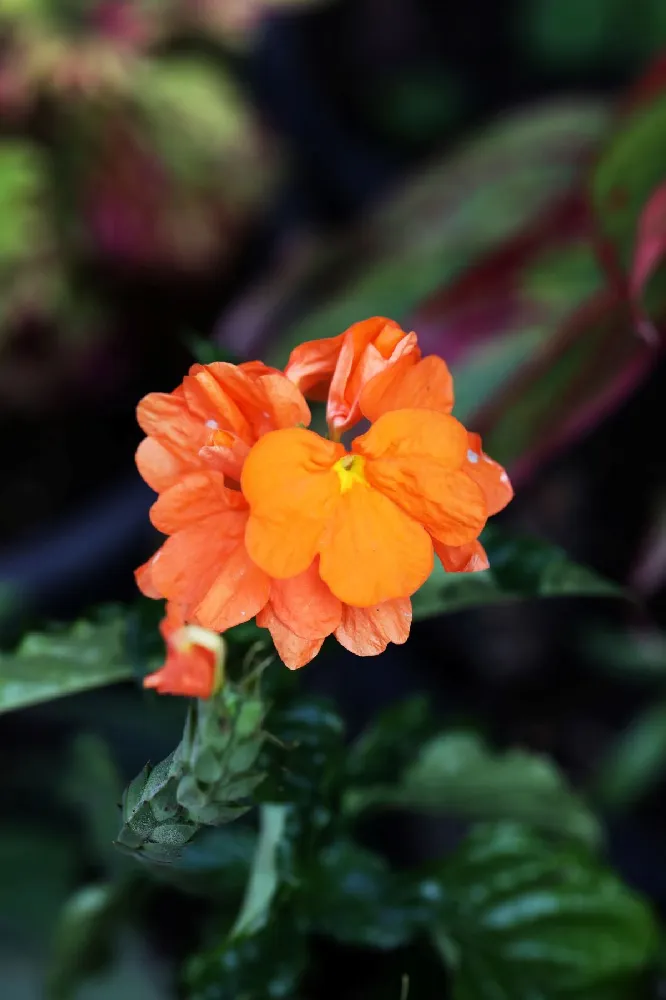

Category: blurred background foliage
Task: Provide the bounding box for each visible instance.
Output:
[5,0,666,998]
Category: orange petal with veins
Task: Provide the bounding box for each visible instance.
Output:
[335,597,412,655]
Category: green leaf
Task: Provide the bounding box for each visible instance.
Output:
[266,102,608,368]
[346,732,600,847]
[592,700,666,810]
[47,882,126,1000]
[230,803,289,939]
[304,840,431,950]
[0,611,133,714]
[412,527,623,621]
[187,915,307,1000]
[346,695,438,785]
[60,733,125,871]
[592,89,666,322]
[0,826,75,946]
[433,823,657,999]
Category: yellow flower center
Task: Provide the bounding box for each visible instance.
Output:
[333,453,367,493]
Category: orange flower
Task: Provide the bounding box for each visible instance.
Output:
[285,316,421,435]
[144,603,225,699]
[134,330,512,673]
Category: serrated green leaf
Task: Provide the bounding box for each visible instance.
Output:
[345,732,600,846]
[433,823,657,999]
[0,612,133,714]
[412,526,623,621]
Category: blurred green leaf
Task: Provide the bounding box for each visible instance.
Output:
[187,915,306,1000]
[592,700,666,809]
[584,627,666,679]
[266,102,608,367]
[0,142,50,264]
[259,697,345,808]
[303,840,430,950]
[433,823,657,998]
[519,0,665,70]
[412,527,622,622]
[346,695,438,785]
[230,804,288,939]
[60,734,125,871]
[0,611,133,715]
[346,732,600,846]
[47,882,125,1000]
[592,90,666,307]
[0,826,75,945]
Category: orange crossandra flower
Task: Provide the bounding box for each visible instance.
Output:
[285,316,421,435]
[144,603,225,699]
[134,331,512,673]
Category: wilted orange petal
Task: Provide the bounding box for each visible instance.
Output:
[243,429,343,579]
[150,470,246,534]
[258,372,311,429]
[136,437,192,493]
[434,539,490,573]
[335,597,412,655]
[137,392,207,462]
[464,432,513,516]
[193,540,271,632]
[151,511,247,607]
[360,354,453,422]
[135,554,161,598]
[319,484,433,606]
[269,560,342,639]
[256,604,325,670]
[357,409,486,546]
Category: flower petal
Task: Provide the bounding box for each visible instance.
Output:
[258,372,311,429]
[182,367,253,443]
[193,540,271,632]
[319,483,433,606]
[465,432,513,516]
[150,471,246,534]
[434,539,489,573]
[285,332,345,394]
[151,511,247,607]
[199,432,250,482]
[256,604,324,669]
[269,560,342,639]
[360,354,453,422]
[137,391,207,463]
[334,597,412,655]
[135,553,162,598]
[136,436,193,493]
[355,408,467,468]
[243,429,343,579]
[357,409,487,546]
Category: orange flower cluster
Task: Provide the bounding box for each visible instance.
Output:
[136,317,512,694]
